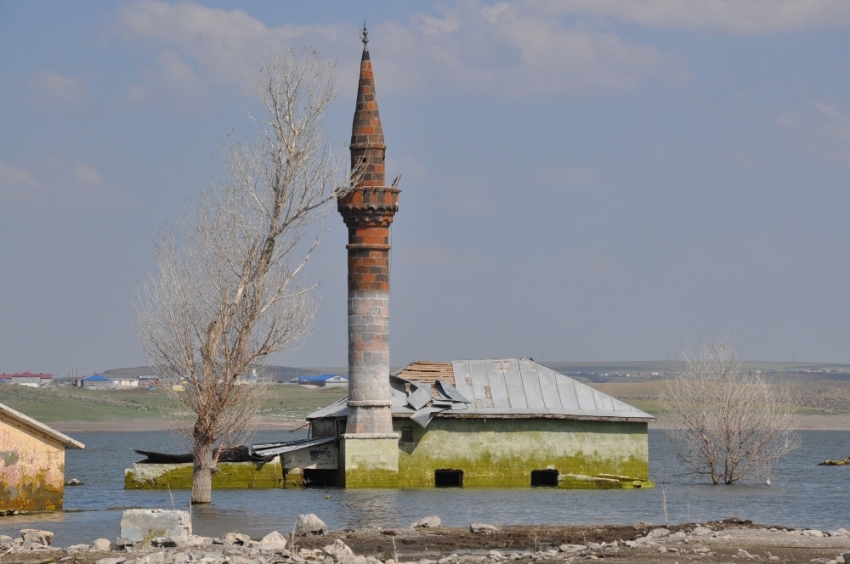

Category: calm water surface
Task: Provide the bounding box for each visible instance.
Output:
[2,430,849,545]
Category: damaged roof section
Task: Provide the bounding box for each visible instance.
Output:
[307,358,655,428]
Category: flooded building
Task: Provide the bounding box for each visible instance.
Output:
[292,31,654,489]
[0,402,84,511]
[301,358,654,488]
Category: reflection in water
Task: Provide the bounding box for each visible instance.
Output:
[1,430,849,546]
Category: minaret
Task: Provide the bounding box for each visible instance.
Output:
[336,27,400,487]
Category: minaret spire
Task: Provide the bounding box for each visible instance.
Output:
[337,30,401,487]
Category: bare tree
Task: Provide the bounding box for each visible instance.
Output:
[662,340,799,485]
[137,49,351,504]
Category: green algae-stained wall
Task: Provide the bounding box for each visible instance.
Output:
[0,420,66,511]
[394,418,651,488]
[341,436,399,488]
[125,460,282,490]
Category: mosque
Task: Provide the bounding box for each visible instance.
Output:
[292,30,655,489]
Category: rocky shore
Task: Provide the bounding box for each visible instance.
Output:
[4,516,850,564]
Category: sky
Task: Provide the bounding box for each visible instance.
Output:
[1,1,849,377]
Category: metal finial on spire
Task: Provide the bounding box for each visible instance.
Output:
[361,22,369,47]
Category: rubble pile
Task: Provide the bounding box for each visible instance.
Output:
[3,516,850,564]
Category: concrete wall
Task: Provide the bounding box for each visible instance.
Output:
[394,417,652,489]
[0,417,66,511]
[125,460,282,490]
[341,435,399,488]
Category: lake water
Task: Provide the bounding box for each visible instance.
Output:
[2,430,849,546]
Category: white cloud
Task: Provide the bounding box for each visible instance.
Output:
[126,50,204,108]
[28,71,85,106]
[375,1,689,96]
[0,156,132,208]
[0,161,44,202]
[525,0,850,33]
[113,0,688,100]
[114,1,347,92]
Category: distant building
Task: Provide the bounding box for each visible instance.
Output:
[296,374,346,386]
[76,374,113,390]
[0,371,53,388]
[321,375,349,388]
[108,375,140,388]
[0,402,84,511]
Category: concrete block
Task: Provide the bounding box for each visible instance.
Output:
[120,509,191,544]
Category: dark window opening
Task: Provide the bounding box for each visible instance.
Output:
[531,469,559,487]
[435,469,463,487]
[303,469,338,488]
[400,427,413,443]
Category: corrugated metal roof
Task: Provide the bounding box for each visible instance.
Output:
[308,358,653,423]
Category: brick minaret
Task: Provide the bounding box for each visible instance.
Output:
[336,28,400,486]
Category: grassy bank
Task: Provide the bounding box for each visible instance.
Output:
[0,384,347,424]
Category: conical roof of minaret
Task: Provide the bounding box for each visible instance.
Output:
[351,35,385,151]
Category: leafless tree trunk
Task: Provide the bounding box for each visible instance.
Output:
[662,340,799,485]
[137,49,352,504]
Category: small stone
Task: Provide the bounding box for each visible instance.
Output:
[225,532,252,545]
[488,550,504,559]
[801,529,824,537]
[19,529,53,546]
[68,544,90,552]
[94,559,125,564]
[735,548,753,558]
[657,546,667,553]
[437,555,458,564]
[471,523,499,534]
[623,540,637,548]
[410,516,441,528]
[65,478,83,486]
[0,535,13,547]
[648,528,671,538]
[296,514,329,536]
[691,526,712,536]
[91,538,113,552]
[668,531,687,542]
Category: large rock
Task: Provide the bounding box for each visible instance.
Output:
[120,509,192,544]
[19,529,53,546]
[295,514,328,536]
[323,539,354,561]
[410,516,441,528]
[259,531,288,551]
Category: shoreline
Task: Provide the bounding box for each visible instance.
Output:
[4,521,850,564]
[49,413,850,433]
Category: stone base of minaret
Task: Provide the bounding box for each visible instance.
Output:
[340,434,399,488]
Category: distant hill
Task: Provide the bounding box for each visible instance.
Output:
[101,365,347,383]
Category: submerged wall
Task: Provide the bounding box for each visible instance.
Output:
[0,419,66,511]
[394,418,653,489]
[125,459,282,490]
